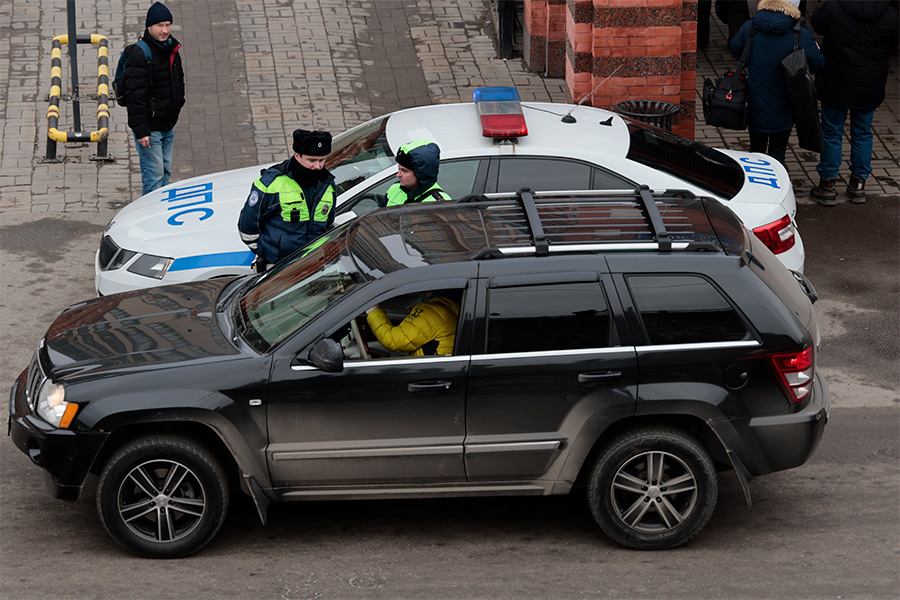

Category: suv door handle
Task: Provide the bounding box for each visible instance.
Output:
[578,371,623,383]
[407,381,453,392]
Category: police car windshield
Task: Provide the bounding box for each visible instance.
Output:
[236,225,364,353]
[624,120,744,200]
[326,116,394,196]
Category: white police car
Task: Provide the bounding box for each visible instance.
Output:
[96,87,803,295]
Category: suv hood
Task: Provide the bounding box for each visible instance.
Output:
[43,279,238,379]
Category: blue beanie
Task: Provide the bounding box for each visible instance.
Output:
[146,2,173,27]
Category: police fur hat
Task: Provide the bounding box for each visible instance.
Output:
[292,129,332,156]
[146,2,173,27]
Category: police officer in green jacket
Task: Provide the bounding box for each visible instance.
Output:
[238,129,336,272]
[383,140,452,207]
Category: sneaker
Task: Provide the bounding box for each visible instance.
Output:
[810,178,837,207]
[846,175,866,204]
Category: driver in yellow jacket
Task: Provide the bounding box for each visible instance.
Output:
[365,291,460,356]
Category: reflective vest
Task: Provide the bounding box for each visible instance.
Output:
[385,183,451,207]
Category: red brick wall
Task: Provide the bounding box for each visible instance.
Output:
[527,0,698,138]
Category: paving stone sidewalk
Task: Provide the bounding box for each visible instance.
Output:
[0,0,896,216]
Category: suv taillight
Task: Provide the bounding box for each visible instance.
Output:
[753,215,795,255]
[768,346,814,403]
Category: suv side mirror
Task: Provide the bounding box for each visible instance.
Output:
[306,338,344,372]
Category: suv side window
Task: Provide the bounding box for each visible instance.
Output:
[626,275,750,345]
[487,282,612,353]
[493,157,631,192]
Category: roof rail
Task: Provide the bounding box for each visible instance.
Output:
[460,187,699,256]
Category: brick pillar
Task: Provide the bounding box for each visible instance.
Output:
[559,0,699,138]
[547,0,567,77]
[524,0,548,74]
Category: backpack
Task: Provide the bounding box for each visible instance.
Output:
[113,40,151,107]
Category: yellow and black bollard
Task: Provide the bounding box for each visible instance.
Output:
[44,33,112,162]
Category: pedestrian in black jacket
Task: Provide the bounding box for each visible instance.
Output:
[809,0,899,206]
[123,2,186,196]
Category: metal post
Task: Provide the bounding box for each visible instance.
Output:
[498,0,515,60]
[67,0,82,133]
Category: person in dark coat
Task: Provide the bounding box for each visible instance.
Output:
[809,0,899,206]
[123,2,186,196]
[729,0,823,167]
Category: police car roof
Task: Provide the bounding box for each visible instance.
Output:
[383,102,631,158]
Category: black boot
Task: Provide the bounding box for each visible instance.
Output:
[810,178,837,207]
[846,175,866,204]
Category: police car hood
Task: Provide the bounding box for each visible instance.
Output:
[42,279,238,379]
[105,164,264,257]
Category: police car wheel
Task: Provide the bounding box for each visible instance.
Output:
[96,435,229,558]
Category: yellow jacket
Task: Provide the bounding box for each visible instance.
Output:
[366,297,459,356]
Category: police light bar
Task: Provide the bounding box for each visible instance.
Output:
[473,87,528,138]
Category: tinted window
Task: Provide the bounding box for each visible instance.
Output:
[627,275,749,345]
[625,120,745,199]
[327,117,393,195]
[487,282,611,353]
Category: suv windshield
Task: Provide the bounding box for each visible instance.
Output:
[326,116,394,195]
[235,227,365,353]
[625,120,745,200]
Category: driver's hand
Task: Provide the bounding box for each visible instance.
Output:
[365,305,379,315]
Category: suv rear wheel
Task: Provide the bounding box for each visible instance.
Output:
[96,435,229,558]
[588,427,717,550]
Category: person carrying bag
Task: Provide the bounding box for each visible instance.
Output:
[727,0,823,167]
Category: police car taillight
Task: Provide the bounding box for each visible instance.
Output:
[753,215,795,255]
[473,87,528,138]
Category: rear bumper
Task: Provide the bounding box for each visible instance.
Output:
[8,370,107,501]
[713,370,830,477]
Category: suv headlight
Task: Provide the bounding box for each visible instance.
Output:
[35,380,77,428]
[127,254,174,279]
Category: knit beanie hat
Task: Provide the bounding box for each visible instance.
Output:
[146,2,173,27]
[292,129,332,156]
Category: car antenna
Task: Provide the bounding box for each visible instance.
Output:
[561,65,623,124]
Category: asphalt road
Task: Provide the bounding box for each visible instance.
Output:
[0,196,897,599]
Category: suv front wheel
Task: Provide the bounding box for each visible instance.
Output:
[588,427,717,550]
[96,435,230,558]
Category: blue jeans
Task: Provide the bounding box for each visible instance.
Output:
[816,104,875,180]
[134,129,175,196]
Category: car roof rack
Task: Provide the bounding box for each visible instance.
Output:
[457,186,719,260]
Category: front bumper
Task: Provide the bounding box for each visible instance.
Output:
[8,369,107,501]
[712,369,830,477]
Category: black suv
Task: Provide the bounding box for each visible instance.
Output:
[9,188,829,557]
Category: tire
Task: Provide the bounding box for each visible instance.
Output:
[587,427,717,550]
[96,435,229,558]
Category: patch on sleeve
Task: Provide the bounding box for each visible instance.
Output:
[248,190,259,206]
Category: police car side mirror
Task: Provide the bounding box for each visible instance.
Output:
[333,211,357,227]
[305,338,344,373]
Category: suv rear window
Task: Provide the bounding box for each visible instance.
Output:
[487,281,612,353]
[627,275,750,345]
[625,121,745,200]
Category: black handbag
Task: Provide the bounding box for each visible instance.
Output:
[782,20,823,152]
[702,28,754,130]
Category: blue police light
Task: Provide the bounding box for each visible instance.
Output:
[473,87,528,138]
